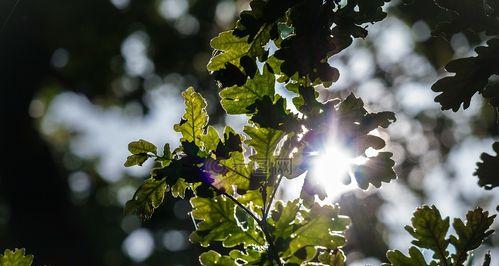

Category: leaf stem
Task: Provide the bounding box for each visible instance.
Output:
[263,174,283,221]
[210,185,282,265]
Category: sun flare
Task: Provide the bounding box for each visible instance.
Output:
[311,142,365,197]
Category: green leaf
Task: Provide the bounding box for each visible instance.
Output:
[220,66,275,114]
[155,143,174,166]
[209,152,251,194]
[207,29,270,72]
[270,199,300,239]
[431,38,499,111]
[233,0,295,42]
[0,249,33,266]
[200,248,266,265]
[238,189,264,216]
[124,178,167,219]
[128,139,157,155]
[318,250,346,266]
[228,248,266,265]
[405,205,450,263]
[244,125,285,170]
[449,207,496,265]
[124,153,149,167]
[199,250,238,266]
[202,126,221,152]
[385,247,429,266]
[474,142,499,190]
[247,95,300,133]
[171,178,189,199]
[174,87,209,146]
[284,203,350,257]
[190,195,265,248]
[208,31,249,71]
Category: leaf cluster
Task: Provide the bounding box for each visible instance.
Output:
[123,0,498,265]
[385,205,496,266]
[406,0,499,191]
[208,0,390,88]
[124,79,397,264]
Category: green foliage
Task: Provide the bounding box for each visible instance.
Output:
[210,151,251,194]
[405,205,450,263]
[125,84,390,263]
[124,139,158,167]
[386,247,430,266]
[124,178,167,220]
[220,66,275,115]
[0,249,33,266]
[283,203,350,258]
[450,208,496,265]
[385,205,496,266]
[174,87,209,146]
[209,0,390,87]
[123,0,497,264]
[128,139,157,155]
[190,195,265,248]
[474,142,499,190]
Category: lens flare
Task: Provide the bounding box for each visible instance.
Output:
[311,142,364,197]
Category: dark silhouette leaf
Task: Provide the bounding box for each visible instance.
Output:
[432,38,499,111]
[475,142,499,190]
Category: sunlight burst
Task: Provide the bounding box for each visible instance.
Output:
[311,142,365,197]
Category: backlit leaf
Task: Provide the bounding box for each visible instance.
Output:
[124,178,167,220]
[404,205,450,262]
[220,67,275,115]
[270,199,300,240]
[318,250,346,266]
[247,96,300,133]
[449,208,496,265]
[124,153,149,167]
[128,139,157,155]
[285,203,350,257]
[209,152,251,194]
[171,178,189,199]
[244,125,285,171]
[385,247,429,266]
[174,87,209,146]
[202,126,221,152]
[199,250,238,266]
[190,195,265,248]
[0,249,33,266]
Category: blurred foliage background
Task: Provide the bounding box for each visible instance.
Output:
[0,0,497,265]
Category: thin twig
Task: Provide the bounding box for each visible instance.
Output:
[263,174,283,221]
[1,0,21,33]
